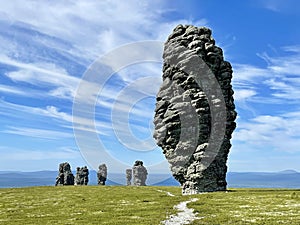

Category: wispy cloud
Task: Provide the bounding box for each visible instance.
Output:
[232,45,300,157]
[258,0,299,13]
[1,55,80,99]
[2,126,73,140]
[263,0,282,12]
[233,45,300,104]
[0,0,208,147]
[0,0,207,60]
[233,64,271,84]
[264,78,300,100]
[258,47,300,76]
[234,112,300,152]
[0,100,71,122]
[233,89,257,102]
[0,146,80,161]
[0,99,112,136]
[0,84,31,96]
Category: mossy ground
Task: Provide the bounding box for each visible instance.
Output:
[0,186,299,224]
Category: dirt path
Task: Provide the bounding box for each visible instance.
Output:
[161,198,199,225]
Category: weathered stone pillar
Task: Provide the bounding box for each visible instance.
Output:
[74,166,89,185]
[153,25,236,194]
[126,169,132,186]
[74,167,81,185]
[97,164,107,185]
[132,160,148,186]
[82,166,89,185]
[55,162,74,186]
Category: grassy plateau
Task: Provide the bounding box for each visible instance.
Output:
[0,186,299,224]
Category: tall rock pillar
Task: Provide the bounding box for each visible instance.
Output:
[153,25,236,194]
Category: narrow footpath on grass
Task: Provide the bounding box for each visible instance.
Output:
[161,198,199,225]
[158,189,200,225]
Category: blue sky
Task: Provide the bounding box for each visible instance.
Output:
[0,0,300,173]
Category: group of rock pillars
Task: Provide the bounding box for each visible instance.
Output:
[55,160,148,186]
[55,162,93,186]
[56,25,236,195]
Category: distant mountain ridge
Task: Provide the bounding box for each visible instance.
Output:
[0,170,180,188]
[227,170,300,188]
[277,169,299,174]
[0,170,299,188]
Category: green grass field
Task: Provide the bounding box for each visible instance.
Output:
[0,186,299,224]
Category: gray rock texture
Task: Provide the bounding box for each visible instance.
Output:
[75,166,89,185]
[126,169,132,186]
[132,160,148,186]
[97,164,107,185]
[153,25,236,194]
[55,162,74,186]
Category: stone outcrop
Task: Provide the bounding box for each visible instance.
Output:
[126,169,132,186]
[132,160,148,186]
[75,166,89,185]
[153,25,236,194]
[97,164,107,185]
[55,162,74,186]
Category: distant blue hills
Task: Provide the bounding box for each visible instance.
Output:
[0,171,180,188]
[0,170,300,189]
[227,170,300,189]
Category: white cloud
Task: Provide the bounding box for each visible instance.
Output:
[258,48,300,76]
[3,126,73,140]
[43,106,73,122]
[0,0,209,128]
[263,0,282,12]
[0,84,30,96]
[232,45,300,104]
[0,56,74,82]
[233,63,271,84]
[0,0,206,60]
[234,113,300,152]
[1,56,115,102]
[117,62,162,83]
[259,0,299,14]
[0,101,74,125]
[0,146,80,161]
[0,99,112,136]
[1,55,80,99]
[264,78,300,100]
[234,89,257,101]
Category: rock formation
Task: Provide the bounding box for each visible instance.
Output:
[132,160,148,186]
[55,162,74,186]
[75,167,80,185]
[75,166,89,185]
[153,25,236,194]
[126,169,132,186]
[97,164,107,185]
